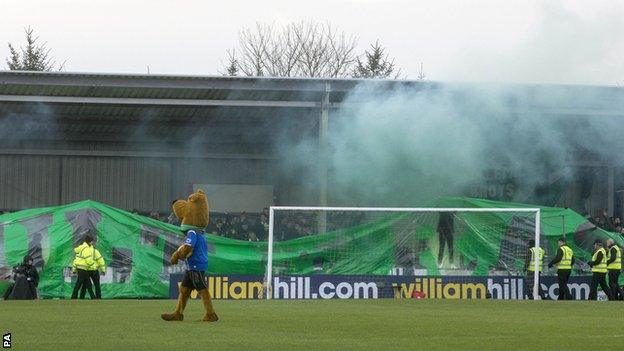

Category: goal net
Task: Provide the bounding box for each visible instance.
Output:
[264,206,543,300]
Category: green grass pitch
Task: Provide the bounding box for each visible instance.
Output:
[1,299,620,350]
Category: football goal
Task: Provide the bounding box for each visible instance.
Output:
[264,206,542,300]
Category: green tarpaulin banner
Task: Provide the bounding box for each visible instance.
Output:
[0,198,621,299]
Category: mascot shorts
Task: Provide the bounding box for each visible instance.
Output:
[182,270,208,291]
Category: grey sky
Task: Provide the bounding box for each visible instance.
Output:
[2,0,623,85]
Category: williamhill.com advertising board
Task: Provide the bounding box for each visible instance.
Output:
[170,274,595,300]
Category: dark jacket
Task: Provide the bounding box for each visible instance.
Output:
[437,212,454,234]
[588,249,604,267]
[606,245,618,266]
[13,263,39,287]
[4,263,39,300]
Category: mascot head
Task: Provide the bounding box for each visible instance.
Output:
[172,189,209,231]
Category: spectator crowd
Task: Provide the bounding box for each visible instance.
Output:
[590,209,624,234]
[139,207,271,242]
[142,205,624,243]
[139,207,365,242]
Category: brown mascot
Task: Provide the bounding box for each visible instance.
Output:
[161,189,218,322]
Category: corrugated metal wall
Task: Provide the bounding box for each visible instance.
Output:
[0,155,61,209]
[172,158,272,188]
[61,157,173,211]
[0,155,276,213]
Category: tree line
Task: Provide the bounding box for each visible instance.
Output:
[5,23,424,80]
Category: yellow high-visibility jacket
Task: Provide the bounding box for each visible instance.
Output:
[72,242,106,273]
[591,247,608,273]
[527,247,545,272]
[72,242,89,272]
[91,248,106,273]
[607,245,622,270]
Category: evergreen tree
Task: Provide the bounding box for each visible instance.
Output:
[352,40,400,79]
[6,27,65,71]
[223,50,239,76]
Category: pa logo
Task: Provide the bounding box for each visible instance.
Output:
[2,333,10,348]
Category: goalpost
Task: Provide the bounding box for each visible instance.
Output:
[265,206,542,300]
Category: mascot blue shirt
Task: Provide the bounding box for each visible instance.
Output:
[184,230,208,271]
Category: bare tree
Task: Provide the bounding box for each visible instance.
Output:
[269,23,305,77]
[224,21,357,78]
[327,30,359,78]
[237,23,271,76]
[6,26,65,71]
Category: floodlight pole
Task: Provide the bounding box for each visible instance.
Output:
[533,209,541,300]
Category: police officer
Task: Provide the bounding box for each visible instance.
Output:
[86,238,106,299]
[587,239,613,300]
[524,240,545,299]
[605,238,623,300]
[548,237,574,300]
[71,235,95,299]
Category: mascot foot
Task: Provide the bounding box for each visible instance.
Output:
[197,288,218,322]
[163,286,191,322]
[161,312,184,321]
[202,313,219,322]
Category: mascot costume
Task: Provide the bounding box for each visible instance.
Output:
[161,189,219,322]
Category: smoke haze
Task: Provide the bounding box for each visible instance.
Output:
[280,82,624,211]
[272,2,624,210]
